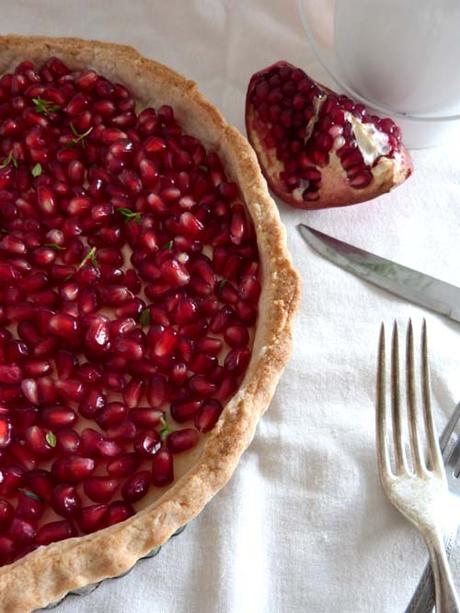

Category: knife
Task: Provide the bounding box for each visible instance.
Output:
[297,224,460,323]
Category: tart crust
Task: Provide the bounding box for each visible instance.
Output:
[0,35,300,612]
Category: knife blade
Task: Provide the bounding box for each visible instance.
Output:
[297,224,460,323]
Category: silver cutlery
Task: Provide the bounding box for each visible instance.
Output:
[298,224,460,323]
[376,320,460,612]
[407,402,460,613]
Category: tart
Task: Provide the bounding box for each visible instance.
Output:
[0,35,299,612]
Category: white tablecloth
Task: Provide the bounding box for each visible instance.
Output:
[3,2,460,611]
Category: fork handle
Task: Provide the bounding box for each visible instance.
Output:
[426,529,460,613]
[406,529,458,613]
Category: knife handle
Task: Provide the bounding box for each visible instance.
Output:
[405,529,458,613]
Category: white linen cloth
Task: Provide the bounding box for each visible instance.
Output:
[3,1,460,611]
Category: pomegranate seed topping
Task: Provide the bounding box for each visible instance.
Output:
[0,57,259,565]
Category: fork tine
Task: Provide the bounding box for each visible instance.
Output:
[391,321,406,473]
[421,319,443,473]
[377,323,391,476]
[406,320,425,474]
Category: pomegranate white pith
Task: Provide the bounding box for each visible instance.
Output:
[0,57,261,565]
[246,61,413,209]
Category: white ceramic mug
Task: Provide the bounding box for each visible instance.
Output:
[334,0,460,116]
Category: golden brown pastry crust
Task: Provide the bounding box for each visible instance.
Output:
[0,35,300,612]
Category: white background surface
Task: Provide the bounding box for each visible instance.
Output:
[2,2,460,611]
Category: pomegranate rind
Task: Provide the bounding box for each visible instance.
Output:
[245,61,413,209]
[0,36,300,613]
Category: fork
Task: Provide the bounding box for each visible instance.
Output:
[376,320,460,613]
[407,402,460,613]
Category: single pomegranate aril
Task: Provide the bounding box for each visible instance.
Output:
[167,428,199,453]
[129,408,163,428]
[106,500,135,526]
[0,499,14,527]
[16,491,45,520]
[107,453,140,478]
[134,429,161,457]
[170,399,201,423]
[123,378,144,409]
[36,520,76,545]
[84,477,119,503]
[52,484,81,518]
[52,455,95,482]
[151,448,174,487]
[8,517,37,543]
[96,402,127,430]
[41,405,77,428]
[121,470,151,503]
[246,61,412,209]
[24,469,53,501]
[78,504,109,534]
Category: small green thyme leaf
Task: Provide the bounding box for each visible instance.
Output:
[77,246,98,270]
[69,123,93,147]
[32,163,42,177]
[117,207,142,224]
[164,240,173,250]
[0,151,17,170]
[33,97,60,116]
[18,488,41,501]
[44,242,65,251]
[217,278,227,291]
[139,309,151,327]
[45,431,57,447]
[159,416,171,440]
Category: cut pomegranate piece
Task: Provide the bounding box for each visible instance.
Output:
[246,61,412,208]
